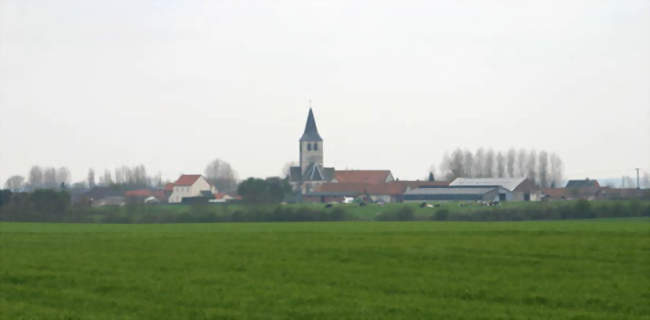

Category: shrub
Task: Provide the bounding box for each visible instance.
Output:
[432,208,449,221]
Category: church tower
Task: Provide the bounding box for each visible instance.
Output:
[299,108,323,173]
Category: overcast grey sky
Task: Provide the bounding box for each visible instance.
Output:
[1,0,648,183]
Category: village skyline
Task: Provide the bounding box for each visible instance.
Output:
[1,1,648,184]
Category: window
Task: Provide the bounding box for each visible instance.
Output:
[314,143,318,151]
[307,143,312,151]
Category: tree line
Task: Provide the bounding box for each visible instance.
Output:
[3,158,241,194]
[438,148,564,188]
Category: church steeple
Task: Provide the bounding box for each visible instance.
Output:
[299,108,324,174]
[300,108,322,142]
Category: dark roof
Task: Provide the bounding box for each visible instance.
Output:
[289,165,334,182]
[403,187,498,201]
[566,179,600,189]
[300,108,322,142]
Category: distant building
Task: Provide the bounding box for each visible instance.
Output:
[288,109,335,193]
[450,177,538,201]
[168,175,216,203]
[333,170,394,184]
[403,186,500,202]
[566,179,600,189]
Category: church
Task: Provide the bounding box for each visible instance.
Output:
[288,109,421,202]
[288,108,337,193]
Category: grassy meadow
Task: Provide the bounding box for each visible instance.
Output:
[1,219,649,319]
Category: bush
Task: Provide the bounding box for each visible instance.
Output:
[376,206,415,221]
[432,208,449,221]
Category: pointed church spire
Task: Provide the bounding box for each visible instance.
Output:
[300,108,322,141]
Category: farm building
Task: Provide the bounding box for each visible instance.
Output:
[168,174,216,203]
[306,180,450,203]
[450,177,538,201]
[403,186,500,202]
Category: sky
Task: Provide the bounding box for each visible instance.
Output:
[1,0,649,184]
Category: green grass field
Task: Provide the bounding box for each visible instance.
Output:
[1,219,649,319]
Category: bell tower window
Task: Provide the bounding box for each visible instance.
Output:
[307,143,312,151]
[314,143,318,151]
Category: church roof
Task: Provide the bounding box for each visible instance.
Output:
[289,165,334,182]
[300,108,323,142]
[334,170,393,184]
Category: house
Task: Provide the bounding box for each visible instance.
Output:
[565,178,602,200]
[403,186,500,202]
[124,189,167,204]
[566,179,600,189]
[168,175,216,203]
[450,177,538,201]
[542,188,568,200]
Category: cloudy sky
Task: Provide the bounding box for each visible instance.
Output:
[1,0,648,183]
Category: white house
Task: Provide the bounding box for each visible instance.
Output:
[168,174,216,203]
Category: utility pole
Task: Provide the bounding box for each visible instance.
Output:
[635,168,640,190]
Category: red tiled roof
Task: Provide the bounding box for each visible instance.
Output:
[334,170,392,184]
[163,183,175,192]
[398,181,450,189]
[542,188,568,198]
[125,189,153,197]
[174,174,202,186]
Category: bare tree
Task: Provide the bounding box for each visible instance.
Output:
[99,170,113,186]
[462,150,474,177]
[449,148,465,180]
[5,175,25,192]
[56,167,71,187]
[205,158,238,193]
[526,150,537,184]
[538,151,549,188]
[28,166,43,189]
[473,148,485,177]
[282,161,298,178]
[642,171,649,189]
[485,149,495,177]
[87,169,96,188]
[43,167,58,189]
[549,153,564,188]
[496,152,506,178]
[439,152,451,180]
[516,149,527,178]
[506,148,516,178]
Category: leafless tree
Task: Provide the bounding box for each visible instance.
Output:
[526,150,537,184]
[538,151,549,188]
[5,175,25,191]
[28,166,43,189]
[439,152,451,180]
[99,170,113,186]
[56,167,71,187]
[496,152,505,178]
[506,148,516,178]
[87,169,96,188]
[449,148,465,180]
[282,161,298,178]
[549,153,564,188]
[473,148,485,178]
[516,149,527,178]
[205,158,238,193]
[43,167,58,189]
[485,149,495,178]
[460,150,472,177]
